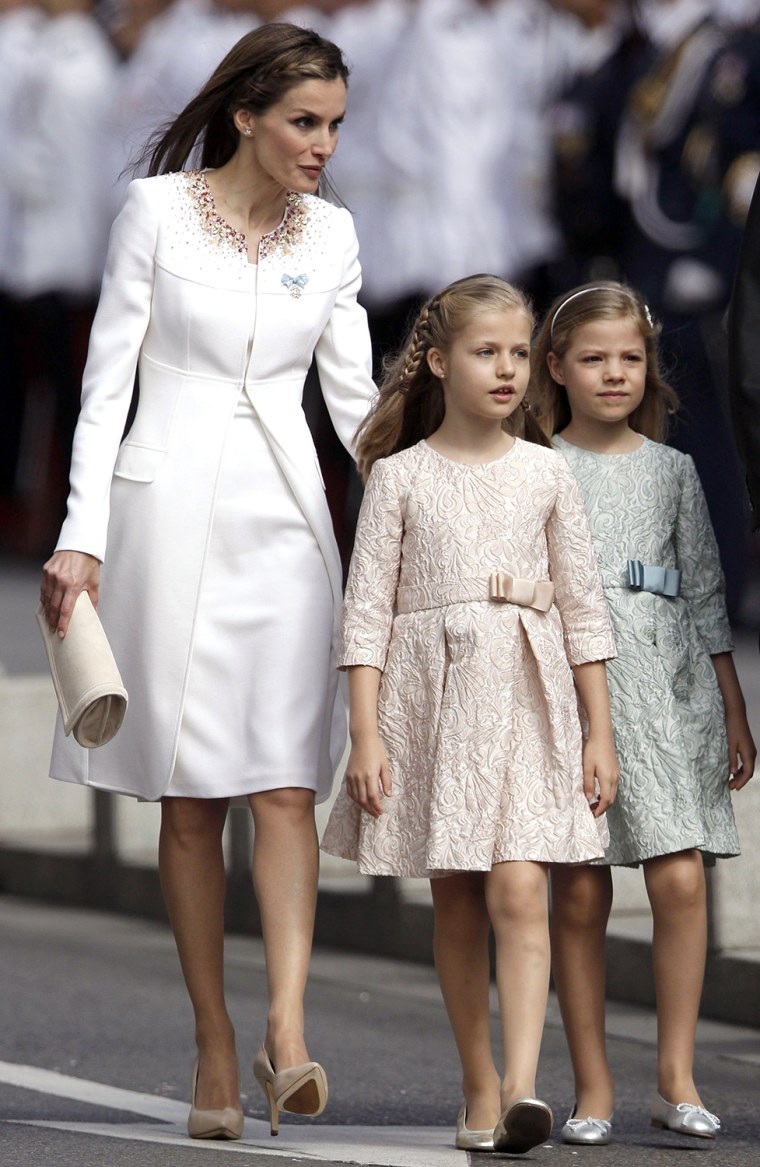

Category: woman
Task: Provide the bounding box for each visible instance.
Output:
[39,22,375,1141]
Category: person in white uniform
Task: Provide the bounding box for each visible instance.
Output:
[39,22,375,1141]
[7,0,117,547]
[0,0,42,518]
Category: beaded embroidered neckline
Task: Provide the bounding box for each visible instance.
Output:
[186,170,307,261]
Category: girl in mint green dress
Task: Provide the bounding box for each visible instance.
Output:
[531,282,755,1147]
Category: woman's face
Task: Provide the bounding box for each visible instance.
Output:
[237,77,347,193]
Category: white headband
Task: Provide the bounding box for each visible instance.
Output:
[550,287,610,338]
[550,286,653,339]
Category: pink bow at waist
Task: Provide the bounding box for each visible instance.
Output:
[396,574,555,615]
[488,573,555,611]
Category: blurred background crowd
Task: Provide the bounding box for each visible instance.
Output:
[1,0,759,622]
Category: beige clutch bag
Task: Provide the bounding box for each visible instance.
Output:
[35,591,128,748]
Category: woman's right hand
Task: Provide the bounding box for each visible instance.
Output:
[40,550,101,639]
[344,734,392,818]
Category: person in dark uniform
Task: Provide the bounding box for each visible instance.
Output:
[550,6,654,291]
[721,18,760,530]
[729,173,760,524]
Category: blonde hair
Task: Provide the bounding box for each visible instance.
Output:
[531,281,679,442]
[356,274,549,480]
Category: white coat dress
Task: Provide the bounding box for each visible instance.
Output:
[50,170,375,802]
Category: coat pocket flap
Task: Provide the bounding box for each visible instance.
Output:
[113,443,165,483]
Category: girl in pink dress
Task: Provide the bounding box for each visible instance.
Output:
[322,274,619,1154]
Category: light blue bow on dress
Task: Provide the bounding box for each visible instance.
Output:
[281,272,309,297]
[626,559,681,597]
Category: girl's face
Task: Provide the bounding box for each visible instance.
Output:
[236,77,346,193]
[427,307,532,425]
[547,315,647,427]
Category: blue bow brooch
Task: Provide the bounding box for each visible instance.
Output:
[281,272,309,298]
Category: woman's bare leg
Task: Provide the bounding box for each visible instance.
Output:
[430,872,501,1131]
[644,850,707,1105]
[485,861,550,1109]
[249,787,319,1070]
[159,796,239,1110]
[550,864,614,1117]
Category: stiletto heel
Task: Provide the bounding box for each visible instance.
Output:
[187,1057,244,1140]
[263,1078,279,1135]
[253,1046,328,1137]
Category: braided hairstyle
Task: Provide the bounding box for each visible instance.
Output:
[530,280,679,442]
[356,274,549,480]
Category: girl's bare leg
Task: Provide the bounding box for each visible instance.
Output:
[430,872,501,1131]
[485,861,550,1109]
[249,787,320,1070]
[644,849,707,1105]
[159,796,240,1110]
[550,864,614,1117]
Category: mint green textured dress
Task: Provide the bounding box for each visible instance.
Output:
[554,436,740,866]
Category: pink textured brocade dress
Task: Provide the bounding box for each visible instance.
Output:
[321,439,616,878]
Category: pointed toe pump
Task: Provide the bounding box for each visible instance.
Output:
[253,1046,328,1136]
[187,1058,244,1140]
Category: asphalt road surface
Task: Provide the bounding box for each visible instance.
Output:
[1,897,759,1167]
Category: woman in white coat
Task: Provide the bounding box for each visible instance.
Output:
[39,22,375,1141]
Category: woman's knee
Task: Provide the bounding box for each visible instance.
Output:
[249,786,316,829]
[160,796,228,848]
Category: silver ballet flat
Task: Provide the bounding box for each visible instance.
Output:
[493,1097,553,1154]
[455,1104,495,1152]
[561,1108,613,1145]
[650,1094,720,1139]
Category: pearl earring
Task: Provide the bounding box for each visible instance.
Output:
[243,128,253,137]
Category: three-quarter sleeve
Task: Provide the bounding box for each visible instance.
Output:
[314,207,376,457]
[675,455,734,655]
[55,178,160,561]
[546,457,616,666]
[339,458,404,670]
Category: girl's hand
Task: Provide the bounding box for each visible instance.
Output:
[582,734,619,817]
[344,735,391,818]
[711,653,756,791]
[726,711,756,791]
[40,550,101,639]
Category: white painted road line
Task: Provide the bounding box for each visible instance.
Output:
[0,1060,185,1122]
[0,1060,473,1165]
[8,1120,473,1164]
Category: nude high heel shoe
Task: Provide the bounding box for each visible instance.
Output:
[187,1057,244,1140]
[253,1046,328,1136]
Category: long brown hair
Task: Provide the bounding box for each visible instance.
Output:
[137,23,350,177]
[356,274,550,481]
[530,281,679,441]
